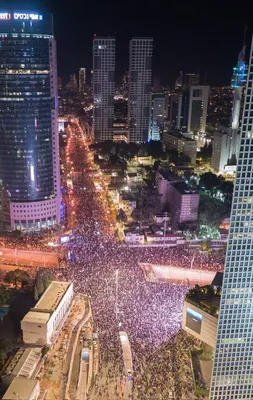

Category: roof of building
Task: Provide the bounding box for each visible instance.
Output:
[165,131,196,142]
[3,348,41,380]
[34,281,71,313]
[172,182,198,195]
[22,311,50,324]
[3,377,39,400]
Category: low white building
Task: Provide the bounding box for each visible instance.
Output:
[2,348,41,388]
[21,281,74,345]
[3,377,40,400]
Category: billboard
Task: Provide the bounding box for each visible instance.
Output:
[186,307,203,334]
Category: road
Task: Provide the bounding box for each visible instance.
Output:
[0,247,59,267]
[66,301,92,400]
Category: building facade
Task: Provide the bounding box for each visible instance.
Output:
[128,37,153,142]
[169,182,199,228]
[182,301,218,349]
[210,38,253,400]
[79,67,86,92]
[93,36,115,141]
[22,281,74,345]
[163,131,197,164]
[0,10,61,231]
[187,85,209,133]
[211,48,247,175]
[149,93,165,141]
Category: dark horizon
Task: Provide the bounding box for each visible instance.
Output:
[1,0,253,87]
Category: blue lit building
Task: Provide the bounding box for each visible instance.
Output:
[210,37,253,399]
[0,10,60,231]
[149,93,165,141]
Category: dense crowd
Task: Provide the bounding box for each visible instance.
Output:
[62,120,225,398]
[0,231,59,252]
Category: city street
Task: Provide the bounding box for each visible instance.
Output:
[0,247,59,268]
[61,118,224,399]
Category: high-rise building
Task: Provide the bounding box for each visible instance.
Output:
[175,71,183,90]
[93,36,115,141]
[211,47,247,174]
[128,37,153,142]
[0,10,60,231]
[187,85,209,133]
[210,37,253,400]
[149,93,165,141]
[79,67,86,92]
[184,73,200,87]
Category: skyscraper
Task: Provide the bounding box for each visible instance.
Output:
[0,10,60,231]
[187,85,209,133]
[93,36,115,141]
[128,37,153,142]
[211,47,247,174]
[210,37,253,400]
[149,93,165,141]
[79,67,86,92]
[184,73,200,87]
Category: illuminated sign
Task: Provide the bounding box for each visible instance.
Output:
[0,13,11,20]
[14,13,43,20]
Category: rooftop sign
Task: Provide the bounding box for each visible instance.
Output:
[0,12,43,21]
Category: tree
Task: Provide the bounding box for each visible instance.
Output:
[4,269,29,288]
[198,196,230,229]
[199,172,222,195]
[197,143,213,162]
[34,270,54,301]
[116,209,128,223]
[0,338,9,368]
[133,187,162,224]
[41,344,50,357]
[0,285,10,306]
[219,180,234,204]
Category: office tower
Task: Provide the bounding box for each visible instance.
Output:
[79,67,86,93]
[128,37,153,142]
[163,131,197,164]
[93,36,115,141]
[187,85,209,133]
[149,93,165,141]
[175,71,183,90]
[184,73,200,87]
[0,10,60,231]
[211,47,247,174]
[210,37,253,400]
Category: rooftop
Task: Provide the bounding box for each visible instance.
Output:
[22,311,50,324]
[4,348,41,379]
[34,281,71,313]
[186,285,221,317]
[3,377,39,400]
[165,131,196,142]
[172,182,198,195]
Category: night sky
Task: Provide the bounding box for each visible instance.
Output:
[3,0,253,86]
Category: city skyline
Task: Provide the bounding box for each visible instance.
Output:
[17,0,252,87]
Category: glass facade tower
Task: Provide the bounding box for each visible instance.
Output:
[128,37,153,142]
[93,37,115,141]
[0,11,60,231]
[210,37,253,399]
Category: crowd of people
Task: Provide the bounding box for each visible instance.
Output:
[0,230,59,252]
[60,120,225,399]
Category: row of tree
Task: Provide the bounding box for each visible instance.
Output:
[199,172,234,204]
